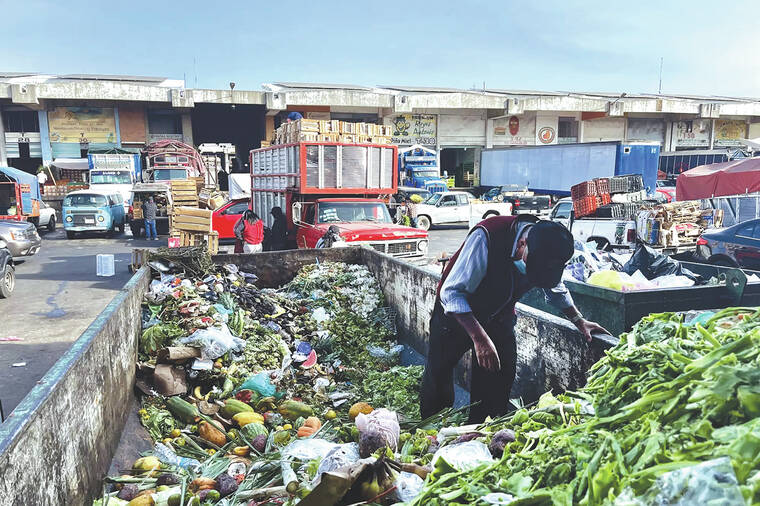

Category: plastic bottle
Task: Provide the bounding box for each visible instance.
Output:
[153,442,201,472]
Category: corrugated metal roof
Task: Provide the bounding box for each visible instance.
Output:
[60,74,167,83]
[268,82,373,91]
[379,85,473,93]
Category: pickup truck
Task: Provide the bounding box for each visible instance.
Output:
[549,197,695,255]
[413,191,512,230]
[482,185,553,216]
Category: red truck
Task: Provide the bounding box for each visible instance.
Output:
[248,142,428,258]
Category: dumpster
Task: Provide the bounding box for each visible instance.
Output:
[0,247,614,505]
[521,261,760,336]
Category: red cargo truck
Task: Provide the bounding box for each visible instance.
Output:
[249,142,428,258]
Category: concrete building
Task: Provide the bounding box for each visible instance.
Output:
[2,73,760,186]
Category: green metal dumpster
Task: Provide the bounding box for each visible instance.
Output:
[521,261,760,336]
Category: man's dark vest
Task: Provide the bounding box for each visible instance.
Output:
[436,215,538,324]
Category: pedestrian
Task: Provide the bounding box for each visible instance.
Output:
[142,195,158,241]
[234,209,264,253]
[270,206,288,251]
[420,215,609,423]
[37,168,48,186]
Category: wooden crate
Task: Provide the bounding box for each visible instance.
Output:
[318,133,340,142]
[171,179,199,207]
[340,122,357,134]
[339,134,357,144]
[171,206,212,234]
[295,119,319,132]
[179,231,219,255]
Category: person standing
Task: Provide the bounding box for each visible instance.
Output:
[234,210,264,253]
[270,206,288,251]
[420,215,608,423]
[142,195,158,241]
[37,168,48,186]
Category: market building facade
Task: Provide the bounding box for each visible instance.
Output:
[2,74,760,186]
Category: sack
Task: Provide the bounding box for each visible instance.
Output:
[623,242,701,283]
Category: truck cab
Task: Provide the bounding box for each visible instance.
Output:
[292,198,429,258]
[89,168,135,211]
[399,145,447,194]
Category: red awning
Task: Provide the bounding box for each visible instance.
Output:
[676,158,760,200]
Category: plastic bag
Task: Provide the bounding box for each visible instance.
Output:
[236,371,276,397]
[623,242,701,283]
[356,408,401,456]
[179,324,245,360]
[652,274,695,289]
[312,307,331,324]
[281,438,341,490]
[588,271,635,291]
[613,457,743,506]
[313,443,361,483]
[367,344,404,361]
[393,471,425,502]
[431,440,493,472]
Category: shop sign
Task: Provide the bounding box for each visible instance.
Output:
[673,120,710,147]
[509,116,519,135]
[48,107,117,144]
[538,126,556,144]
[714,120,747,147]
[390,114,436,145]
[492,115,533,145]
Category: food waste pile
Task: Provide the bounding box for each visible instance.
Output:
[96,252,760,505]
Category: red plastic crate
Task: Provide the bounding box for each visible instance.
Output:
[571,180,597,201]
[573,196,598,218]
[599,193,611,205]
[594,178,610,195]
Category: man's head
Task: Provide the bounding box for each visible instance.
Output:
[514,220,574,288]
[271,206,283,218]
[148,195,154,202]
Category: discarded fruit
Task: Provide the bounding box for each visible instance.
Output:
[233,411,264,427]
[349,402,373,420]
[198,421,227,446]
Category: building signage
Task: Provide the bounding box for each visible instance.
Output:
[492,115,534,146]
[389,114,436,146]
[48,107,117,144]
[508,116,519,136]
[673,120,710,148]
[714,120,747,147]
[538,126,556,144]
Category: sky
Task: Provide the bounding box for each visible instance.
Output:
[2,0,759,97]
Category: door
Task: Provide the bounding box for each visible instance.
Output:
[551,201,573,230]
[111,195,125,224]
[300,203,322,248]
[732,222,760,270]
[437,194,459,223]
[455,193,471,222]
[213,200,249,239]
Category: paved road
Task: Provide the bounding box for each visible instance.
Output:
[0,225,468,417]
[0,228,164,416]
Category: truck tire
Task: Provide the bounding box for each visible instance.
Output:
[0,264,14,298]
[47,216,56,232]
[416,215,431,231]
[130,224,140,237]
[117,221,125,233]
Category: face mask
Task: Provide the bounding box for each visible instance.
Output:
[513,259,527,275]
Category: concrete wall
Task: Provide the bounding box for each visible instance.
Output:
[0,267,150,506]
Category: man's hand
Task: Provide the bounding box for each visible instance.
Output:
[473,337,501,372]
[452,312,501,372]
[575,319,610,343]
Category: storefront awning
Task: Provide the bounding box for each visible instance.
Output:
[50,158,89,171]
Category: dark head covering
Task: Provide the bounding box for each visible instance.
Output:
[525,220,574,288]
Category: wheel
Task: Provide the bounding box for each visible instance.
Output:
[46,216,56,232]
[130,224,140,237]
[117,221,125,233]
[416,215,431,231]
[588,238,611,251]
[66,231,76,239]
[0,264,14,298]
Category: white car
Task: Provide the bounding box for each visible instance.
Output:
[413,191,512,230]
[37,201,57,232]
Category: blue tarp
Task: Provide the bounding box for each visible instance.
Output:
[0,166,41,200]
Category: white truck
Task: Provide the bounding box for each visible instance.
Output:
[413,191,512,230]
[549,197,693,255]
[89,168,135,211]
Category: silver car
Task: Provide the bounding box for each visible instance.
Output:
[0,219,41,257]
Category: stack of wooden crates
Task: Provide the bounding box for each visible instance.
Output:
[170,179,199,208]
[273,119,393,145]
[170,206,219,254]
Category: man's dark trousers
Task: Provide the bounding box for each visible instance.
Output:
[420,301,517,423]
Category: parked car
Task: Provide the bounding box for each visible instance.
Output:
[36,201,57,232]
[413,191,512,230]
[0,239,14,298]
[696,219,760,269]
[212,199,249,241]
[62,190,126,239]
[0,219,41,257]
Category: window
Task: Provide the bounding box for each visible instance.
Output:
[64,194,107,207]
[553,202,573,220]
[304,204,316,224]
[90,171,132,184]
[147,110,182,135]
[440,195,457,207]
[558,117,578,141]
[457,194,469,205]
[2,110,39,133]
[317,202,391,223]
[224,201,249,215]
[736,223,755,238]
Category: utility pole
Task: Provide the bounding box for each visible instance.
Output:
[658,57,663,94]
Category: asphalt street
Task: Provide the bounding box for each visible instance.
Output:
[0,224,469,417]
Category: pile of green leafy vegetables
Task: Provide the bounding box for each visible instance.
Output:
[411,308,760,505]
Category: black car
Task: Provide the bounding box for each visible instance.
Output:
[696,218,760,269]
[0,239,14,298]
